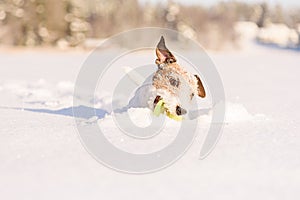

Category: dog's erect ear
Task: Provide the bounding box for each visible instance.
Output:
[155,36,176,65]
[194,75,206,98]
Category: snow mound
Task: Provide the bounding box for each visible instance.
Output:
[97,107,182,154]
[225,102,267,123]
[97,102,266,126]
[0,79,74,108]
[127,107,153,127]
[92,103,267,154]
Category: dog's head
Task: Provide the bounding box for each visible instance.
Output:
[151,36,206,117]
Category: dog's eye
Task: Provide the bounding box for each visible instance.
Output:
[169,77,180,87]
[167,58,175,64]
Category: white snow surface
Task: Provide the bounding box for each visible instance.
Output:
[0,40,300,200]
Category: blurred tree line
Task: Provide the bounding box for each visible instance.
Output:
[0,0,299,49]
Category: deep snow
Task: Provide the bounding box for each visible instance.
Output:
[0,39,300,199]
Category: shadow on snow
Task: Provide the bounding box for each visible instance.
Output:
[0,105,108,119]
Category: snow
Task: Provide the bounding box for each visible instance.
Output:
[1,38,300,200]
[127,107,153,127]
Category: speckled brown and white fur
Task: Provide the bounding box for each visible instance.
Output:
[148,36,206,117]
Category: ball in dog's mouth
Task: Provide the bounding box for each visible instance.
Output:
[153,98,184,121]
[152,95,187,121]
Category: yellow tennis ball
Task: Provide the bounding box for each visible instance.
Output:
[153,99,183,121]
[153,99,165,116]
[166,112,183,121]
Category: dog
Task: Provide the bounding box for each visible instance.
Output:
[124,36,206,119]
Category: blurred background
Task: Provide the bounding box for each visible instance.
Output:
[0,0,300,50]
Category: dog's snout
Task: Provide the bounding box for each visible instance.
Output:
[176,105,187,116]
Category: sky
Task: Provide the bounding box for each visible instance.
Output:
[139,0,300,8]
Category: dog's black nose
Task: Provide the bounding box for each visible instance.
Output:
[176,105,187,116]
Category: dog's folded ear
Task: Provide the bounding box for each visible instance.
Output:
[155,36,176,65]
[194,75,206,98]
